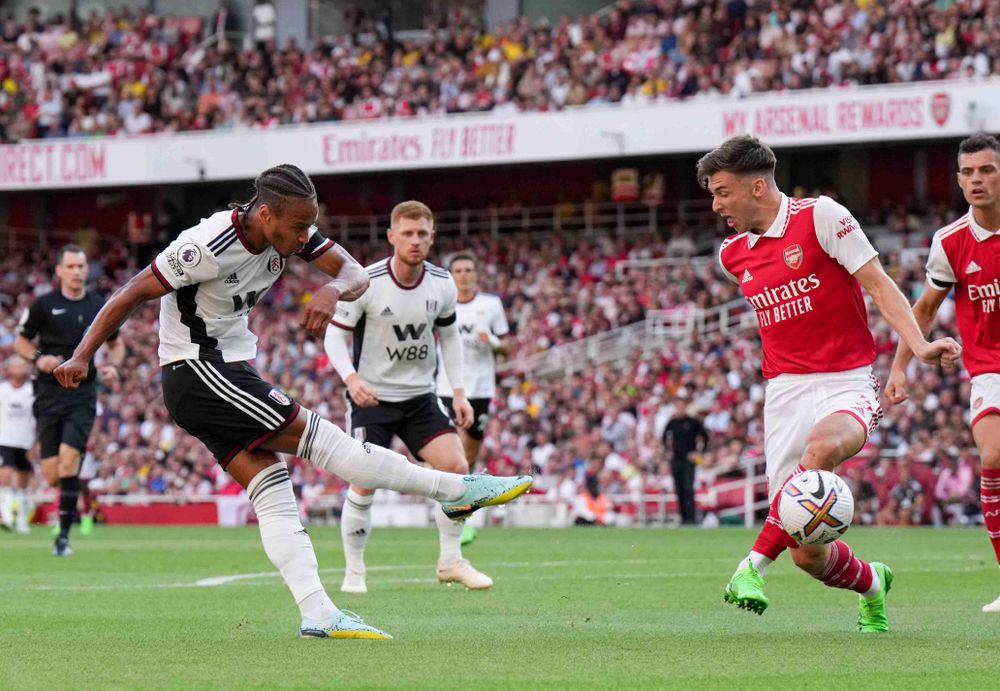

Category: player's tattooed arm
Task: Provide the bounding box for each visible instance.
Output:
[311,244,369,302]
[54,267,169,389]
[301,245,370,338]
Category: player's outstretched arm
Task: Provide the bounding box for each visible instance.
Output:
[885,286,951,404]
[854,258,961,369]
[300,245,369,338]
[54,267,169,389]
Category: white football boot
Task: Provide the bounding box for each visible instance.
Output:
[436,558,494,590]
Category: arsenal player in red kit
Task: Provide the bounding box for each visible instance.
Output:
[887,132,1000,613]
[701,135,961,632]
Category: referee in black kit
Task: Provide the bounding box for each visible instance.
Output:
[14,244,124,556]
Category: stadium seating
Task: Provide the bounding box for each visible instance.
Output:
[1,0,998,141]
[0,222,979,526]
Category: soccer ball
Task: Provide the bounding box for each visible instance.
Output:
[778,469,854,545]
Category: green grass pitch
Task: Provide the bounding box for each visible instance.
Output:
[2,525,999,690]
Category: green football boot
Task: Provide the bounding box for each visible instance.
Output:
[858,562,893,633]
[723,563,769,615]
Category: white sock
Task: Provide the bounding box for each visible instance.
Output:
[738,551,774,577]
[434,504,463,566]
[15,489,29,531]
[248,462,337,621]
[861,566,881,600]
[296,412,465,500]
[340,488,373,573]
[0,488,13,526]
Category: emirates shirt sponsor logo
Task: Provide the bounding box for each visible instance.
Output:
[966,260,982,274]
[741,269,753,283]
[968,279,1000,315]
[783,244,803,270]
[746,274,821,327]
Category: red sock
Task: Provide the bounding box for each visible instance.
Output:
[981,468,1000,565]
[819,540,874,594]
[751,464,805,560]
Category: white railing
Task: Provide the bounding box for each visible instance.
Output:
[498,297,755,378]
[325,198,719,245]
[0,198,720,253]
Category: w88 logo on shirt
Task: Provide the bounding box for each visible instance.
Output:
[387,323,430,361]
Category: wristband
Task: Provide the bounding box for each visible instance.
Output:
[31,351,41,363]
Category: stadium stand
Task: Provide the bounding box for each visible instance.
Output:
[0,216,981,527]
[1,0,998,141]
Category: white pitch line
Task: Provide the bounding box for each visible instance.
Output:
[17,560,990,593]
[193,557,669,587]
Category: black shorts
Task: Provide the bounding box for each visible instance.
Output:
[33,384,96,458]
[348,393,455,458]
[0,446,31,472]
[439,397,492,441]
[162,360,299,469]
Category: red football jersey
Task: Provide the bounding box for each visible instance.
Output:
[926,210,1000,377]
[719,195,878,379]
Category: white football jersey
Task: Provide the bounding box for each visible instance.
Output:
[436,292,509,399]
[331,257,458,402]
[0,380,35,449]
[152,209,333,365]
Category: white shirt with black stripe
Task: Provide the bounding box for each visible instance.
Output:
[151,208,333,366]
[331,257,458,402]
[435,292,509,399]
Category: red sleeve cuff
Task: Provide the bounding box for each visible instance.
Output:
[150,261,175,292]
[302,239,335,262]
[330,319,354,331]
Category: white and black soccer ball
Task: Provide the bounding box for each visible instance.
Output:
[778,469,854,545]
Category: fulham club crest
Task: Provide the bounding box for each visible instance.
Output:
[783,244,803,270]
[268,388,291,406]
[268,256,282,274]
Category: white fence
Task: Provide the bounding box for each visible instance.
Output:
[498,297,755,378]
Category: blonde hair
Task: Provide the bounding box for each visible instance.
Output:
[390,200,434,227]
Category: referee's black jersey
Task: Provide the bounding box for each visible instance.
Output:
[18,290,118,388]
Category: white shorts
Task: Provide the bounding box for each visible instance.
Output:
[763,366,882,500]
[971,374,1000,427]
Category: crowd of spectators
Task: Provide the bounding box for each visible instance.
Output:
[0,217,984,528]
[1,0,998,141]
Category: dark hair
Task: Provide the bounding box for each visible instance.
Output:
[449,251,477,269]
[233,164,316,215]
[696,135,777,189]
[56,243,86,264]
[958,132,1000,160]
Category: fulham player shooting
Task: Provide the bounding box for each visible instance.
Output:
[53,165,532,640]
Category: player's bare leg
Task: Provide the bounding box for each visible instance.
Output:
[727,413,884,617]
[52,444,81,556]
[228,448,390,639]
[974,414,1000,612]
